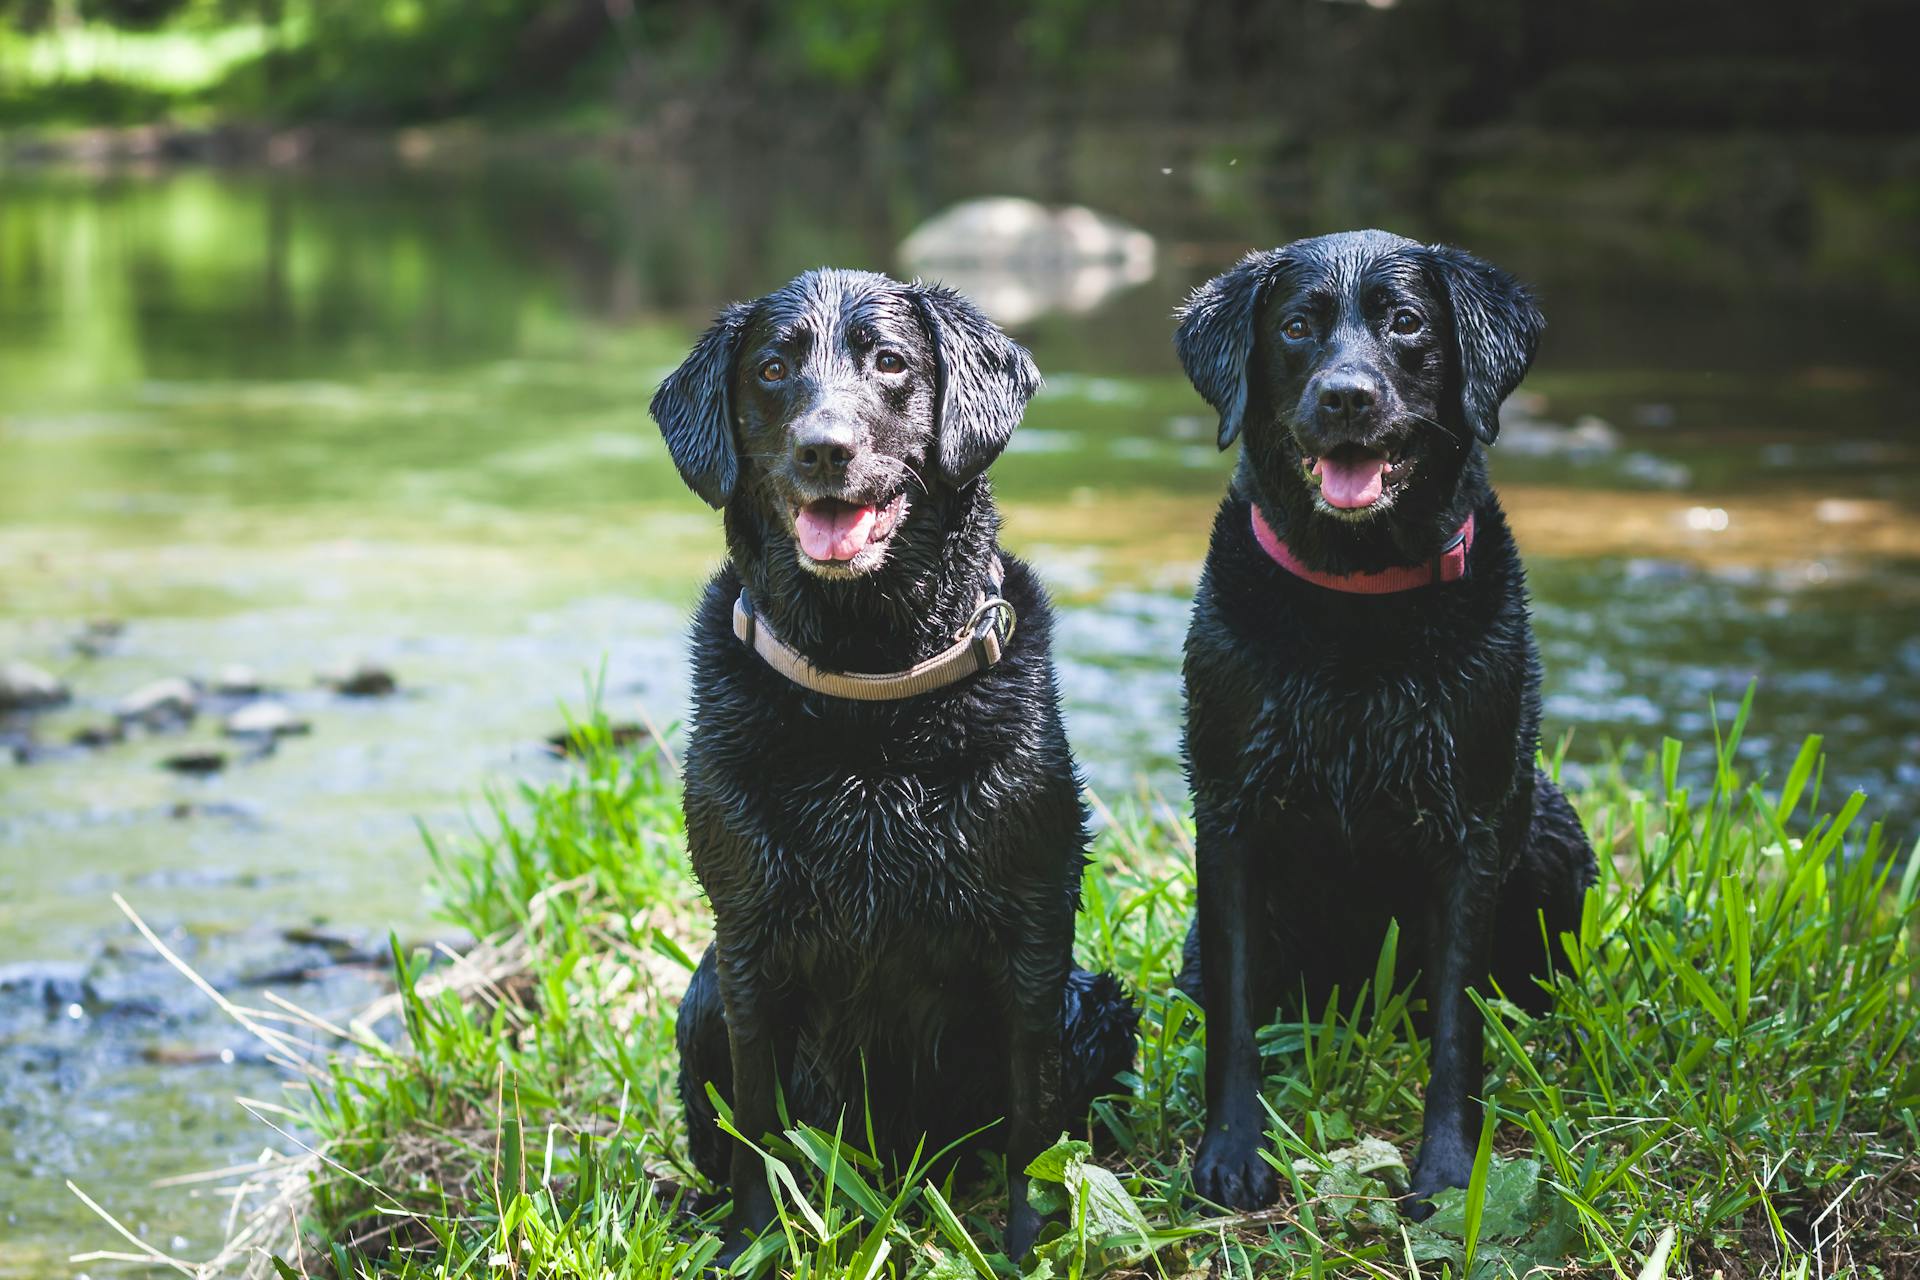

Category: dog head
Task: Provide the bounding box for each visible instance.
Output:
[650,269,1039,579]
[1175,230,1542,530]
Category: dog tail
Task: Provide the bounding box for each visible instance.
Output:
[1062,967,1140,1117]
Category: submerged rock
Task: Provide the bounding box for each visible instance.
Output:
[161,749,226,775]
[898,197,1155,325]
[0,661,69,712]
[0,961,95,1006]
[1498,412,1622,460]
[543,722,651,758]
[70,722,125,748]
[73,618,125,657]
[116,677,199,728]
[223,700,310,738]
[320,661,397,698]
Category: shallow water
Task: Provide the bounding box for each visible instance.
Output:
[1,136,1917,1269]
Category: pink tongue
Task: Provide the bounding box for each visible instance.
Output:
[1313,454,1389,509]
[795,502,879,561]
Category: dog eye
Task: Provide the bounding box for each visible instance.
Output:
[1281,316,1311,341]
[1391,309,1424,335]
[758,359,787,383]
[874,351,906,374]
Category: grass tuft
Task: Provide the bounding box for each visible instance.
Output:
[159,700,1917,1278]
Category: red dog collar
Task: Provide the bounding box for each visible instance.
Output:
[1250,503,1474,594]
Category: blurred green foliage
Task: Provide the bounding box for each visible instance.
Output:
[0,0,1913,132]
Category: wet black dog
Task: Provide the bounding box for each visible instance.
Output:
[650,269,1137,1264]
[1170,231,1596,1214]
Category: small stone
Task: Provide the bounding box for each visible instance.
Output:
[1569,414,1622,451]
[73,618,126,657]
[543,722,650,758]
[223,701,309,738]
[0,961,96,1010]
[212,665,264,697]
[70,723,124,748]
[116,677,199,727]
[320,661,396,698]
[0,661,70,712]
[161,749,226,776]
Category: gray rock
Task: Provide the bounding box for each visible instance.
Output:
[223,700,309,738]
[898,197,1155,326]
[1569,414,1623,451]
[320,661,396,698]
[116,677,198,727]
[212,664,264,697]
[1499,414,1621,460]
[1620,451,1692,489]
[0,661,69,711]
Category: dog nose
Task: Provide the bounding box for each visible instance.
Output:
[1317,371,1379,421]
[791,418,856,480]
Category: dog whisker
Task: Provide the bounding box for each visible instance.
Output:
[1405,410,1469,449]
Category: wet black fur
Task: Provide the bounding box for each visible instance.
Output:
[649,269,1138,1264]
[1170,232,1597,1214]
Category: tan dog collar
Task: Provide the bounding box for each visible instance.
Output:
[731,558,1016,701]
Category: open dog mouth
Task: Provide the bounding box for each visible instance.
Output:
[1301,443,1415,512]
[791,493,908,564]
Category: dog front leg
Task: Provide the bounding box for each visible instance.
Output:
[1191,822,1277,1209]
[1406,856,1499,1216]
[714,939,786,1265]
[1004,937,1069,1261]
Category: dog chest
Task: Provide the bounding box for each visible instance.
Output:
[1229,670,1518,830]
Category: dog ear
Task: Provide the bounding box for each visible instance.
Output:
[909,284,1041,486]
[1174,250,1282,450]
[649,302,753,509]
[1421,244,1544,446]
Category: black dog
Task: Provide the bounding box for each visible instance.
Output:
[650,269,1137,1264]
[1170,231,1597,1214]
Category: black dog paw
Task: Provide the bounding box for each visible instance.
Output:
[1192,1134,1278,1210]
[710,1225,761,1274]
[1401,1149,1472,1220]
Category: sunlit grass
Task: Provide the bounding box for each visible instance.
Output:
[192,696,1917,1278]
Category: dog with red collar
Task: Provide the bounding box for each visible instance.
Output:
[1170,231,1598,1216]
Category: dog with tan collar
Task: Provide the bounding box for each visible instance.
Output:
[650,268,1138,1265]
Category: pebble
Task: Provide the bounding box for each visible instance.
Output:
[0,661,69,712]
[116,677,198,727]
[70,723,124,748]
[161,749,226,776]
[320,661,397,698]
[223,700,309,738]
[212,664,265,697]
[544,723,650,758]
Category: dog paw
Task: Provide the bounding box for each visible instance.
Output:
[1401,1147,1473,1220]
[710,1230,752,1274]
[1192,1132,1278,1210]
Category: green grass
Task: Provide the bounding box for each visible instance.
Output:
[228,697,1918,1279]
